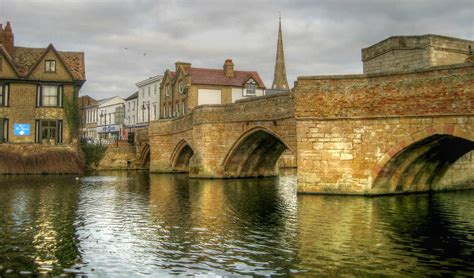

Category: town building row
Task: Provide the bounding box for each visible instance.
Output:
[79,19,290,143]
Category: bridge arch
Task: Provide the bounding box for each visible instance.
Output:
[171,139,194,172]
[372,126,474,194]
[139,143,151,168]
[223,127,292,178]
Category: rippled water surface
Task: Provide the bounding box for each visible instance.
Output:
[0,171,473,276]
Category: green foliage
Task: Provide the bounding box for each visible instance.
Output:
[81,143,108,169]
[64,94,80,141]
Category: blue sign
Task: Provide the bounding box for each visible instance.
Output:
[14,124,30,136]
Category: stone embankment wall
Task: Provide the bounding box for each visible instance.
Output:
[295,63,474,195]
[94,143,138,171]
[0,144,83,174]
[149,93,295,177]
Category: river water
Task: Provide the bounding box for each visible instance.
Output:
[0,171,473,277]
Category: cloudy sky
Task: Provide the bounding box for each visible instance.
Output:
[1,0,472,99]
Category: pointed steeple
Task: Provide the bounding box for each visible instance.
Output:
[271,15,289,90]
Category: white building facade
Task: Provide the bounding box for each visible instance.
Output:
[97,96,126,142]
[124,91,138,129]
[136,75,163,127]
[83,103,99,141]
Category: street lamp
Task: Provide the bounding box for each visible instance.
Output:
[142,101,150,124]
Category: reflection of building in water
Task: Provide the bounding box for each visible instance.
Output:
[0,176,81,273]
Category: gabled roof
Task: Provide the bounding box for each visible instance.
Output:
[125,91,138,100]
[185,67,265,88]
[0,44,21,77]
[1,44,85,81]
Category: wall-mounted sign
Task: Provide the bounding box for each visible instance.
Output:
[14,124,30,136]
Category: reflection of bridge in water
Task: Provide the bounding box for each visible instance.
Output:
[142,63,474,195]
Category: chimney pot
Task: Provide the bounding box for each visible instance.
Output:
[224,59,234,77]
[3,21,14,55]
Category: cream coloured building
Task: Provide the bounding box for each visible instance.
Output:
[160,59,265,118]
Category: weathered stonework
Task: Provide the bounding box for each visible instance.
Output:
[149,93,296,178]
[362,35,473,74]
[95,145,138,170]
[295,63,474,194]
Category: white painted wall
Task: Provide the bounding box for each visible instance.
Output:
[137,77,162,124]
[231,88,264,103]
[125,98,138,127]
[198,89,221,105]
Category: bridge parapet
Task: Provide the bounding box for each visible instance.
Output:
[295,63,474,194]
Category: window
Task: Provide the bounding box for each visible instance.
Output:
[0,57,2,71]
[163,105,166,118]
[154,84,157,95]
[165,84,171,96]
[153,104,157,120]
[168,104,172,118]
[127,102,130,111]
[175,103,179,117]
[36,120,62,144]
[45,60,56,73]
[0,118,9,143]
[39,85,62,107]
[148,86,150,97]
[245,78,257,96]
[178,79,186,94]
[0,84,9,106]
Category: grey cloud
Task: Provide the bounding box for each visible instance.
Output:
[1,0,472,99]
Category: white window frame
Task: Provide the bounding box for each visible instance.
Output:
[41,85,59,107]
[244,78,257,96]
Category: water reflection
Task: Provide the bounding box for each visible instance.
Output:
[0,175,80,274]
[0,171,473,276]
[147,174,299,276]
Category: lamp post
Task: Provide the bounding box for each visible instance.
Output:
[142,101,150,125]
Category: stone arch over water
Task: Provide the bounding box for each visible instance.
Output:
[171,139,194,172]
[223,127,291,178]
[373,133,474,194]
[139,143,151,168]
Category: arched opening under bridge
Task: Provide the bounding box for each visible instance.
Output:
[373,134,474,194]
[172,140,194,172]
[223,128,290,178]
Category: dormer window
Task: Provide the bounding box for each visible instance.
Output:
[45,60,56,73]
[178,79,186,94]
[244,78,257,96]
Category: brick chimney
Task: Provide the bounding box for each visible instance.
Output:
[223,59,234,78]
[0,23,3,45]
[175,61,191,72]
[3,21,14,56]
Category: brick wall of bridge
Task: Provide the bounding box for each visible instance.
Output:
[149,93,295,177]
[295,63,474,194]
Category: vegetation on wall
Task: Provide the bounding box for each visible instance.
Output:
[64,92,80,142]
[81,143,108,169]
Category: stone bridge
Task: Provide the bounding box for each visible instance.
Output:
[148,63,474,195]
[148,93,295,178]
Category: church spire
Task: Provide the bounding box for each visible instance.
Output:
[271,15,289,90]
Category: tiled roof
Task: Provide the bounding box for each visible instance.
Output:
[2,45,85,81]
[186,67,265,88]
